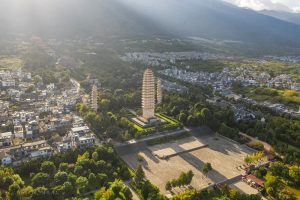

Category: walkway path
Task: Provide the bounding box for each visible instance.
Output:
[114,127,190,147]
[124,180,140,200]
[238,132,274,152]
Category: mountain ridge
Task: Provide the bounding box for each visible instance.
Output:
[260,10,300,26]
[1,0,300,50]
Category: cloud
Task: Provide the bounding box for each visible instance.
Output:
[293,7,300,13]
[224,0,300,13]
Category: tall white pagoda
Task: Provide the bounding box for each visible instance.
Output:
[142,69,156,120]
[91,84,98,112]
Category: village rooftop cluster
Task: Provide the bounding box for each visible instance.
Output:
[0,68,97,166]
[159,67,300,118]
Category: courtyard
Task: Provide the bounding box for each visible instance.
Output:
[121,132,254,194]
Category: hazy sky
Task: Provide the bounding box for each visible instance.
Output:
[224,0,300,13]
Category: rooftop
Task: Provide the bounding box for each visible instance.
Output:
[71,126,90,133]
[0,132,12,139]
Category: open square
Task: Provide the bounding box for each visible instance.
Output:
[147,136,207,159]
[121,133,255,194]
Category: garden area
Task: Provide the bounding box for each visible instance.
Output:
[125,112,182,138]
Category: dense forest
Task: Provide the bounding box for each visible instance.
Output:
[0,145,132,199]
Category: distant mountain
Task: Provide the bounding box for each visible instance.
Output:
[260,10,300,26]
[1,0,300,51]
[0,0,168,39]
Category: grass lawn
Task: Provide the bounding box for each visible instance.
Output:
[126,112,180,134]
[132,123,144,132]
[126,119,155,133]
[155,113,180,125]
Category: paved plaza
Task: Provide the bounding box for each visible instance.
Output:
[121,133,254,194]
[148,136,207,158]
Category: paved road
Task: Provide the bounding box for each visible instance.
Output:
[238,132,274,152]
[70,78,81,94]
[114,127,190,147]
[124,180,140,200]
[201,174,243,192]
[114,127,190,156]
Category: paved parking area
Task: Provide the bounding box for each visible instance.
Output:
[231,181,260,195]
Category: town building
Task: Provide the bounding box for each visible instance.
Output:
[291,83,300,91]
[0,132,13,148]
[0,151,12,165]
[57,136,73,152]
[30,146,53,158]
[14,125,24,138]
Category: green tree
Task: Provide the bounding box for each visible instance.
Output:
[135,165,145,184]
[77,152,90,163]
[178,112,187,124]
[31,173,49,188]
[110,179,123,195]
[76,103,88,114]
[2,176,14,190]
[76,176,88,194]
[8,183,20,200]
[97,173,108,186]
[201,108,211,124]
[74,165,84,176]
[59,163,68,172]
[269,162,289,178]
[265,173,283,198]
[94,187,106,200]
[100,188,115,200]
[92,152,99,161]
[288,166,300,186]
[88,173,98,189]
[165,181,172,191]
[202,163,212,176]
[67,173,77,186]
[122,186,133,200]
[100,99,110,111]
[141,181,161,200]
[54,171,68,185]
[17,186,33,200]
[12,174,24,187]
[31,187,51,200]
[278,190,297,200]
[63,181,75,197]
[52,185,65,200]
[40,161,56,175]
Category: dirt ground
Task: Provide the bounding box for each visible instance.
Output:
[121,134,254,194]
